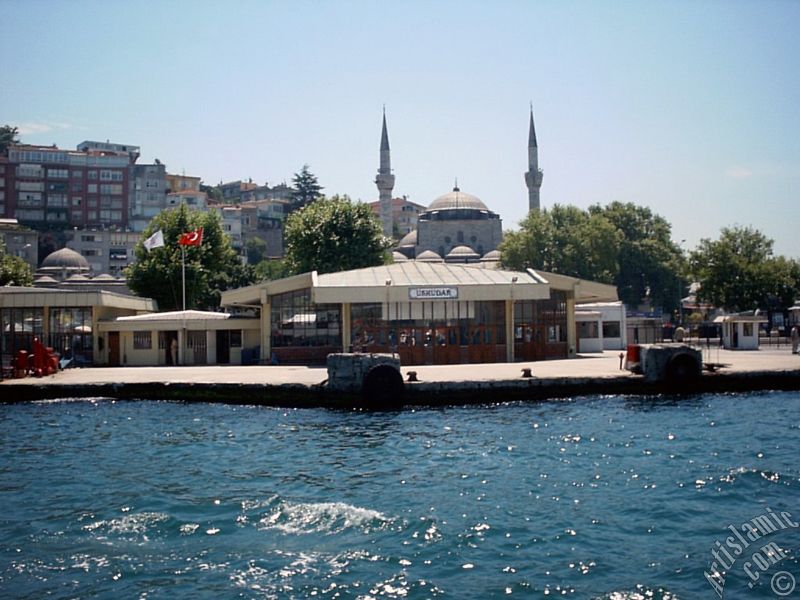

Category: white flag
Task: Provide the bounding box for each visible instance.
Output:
[143,229,165,252]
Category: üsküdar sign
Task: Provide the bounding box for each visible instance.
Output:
[408,287,458,300]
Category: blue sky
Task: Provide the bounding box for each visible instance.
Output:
[2,0,798,257]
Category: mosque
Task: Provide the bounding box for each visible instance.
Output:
[378,108,543,264]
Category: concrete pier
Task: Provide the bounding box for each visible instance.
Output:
[1,349,798,408]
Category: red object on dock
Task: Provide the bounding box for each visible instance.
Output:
[626,344,641,363]
[13,349,29,378]
[31,338,59,377]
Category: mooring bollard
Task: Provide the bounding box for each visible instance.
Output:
[521,368,532,378]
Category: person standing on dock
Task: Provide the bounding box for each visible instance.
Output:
[791,325,799,354]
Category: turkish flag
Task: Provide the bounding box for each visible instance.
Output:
[178,227,204,246]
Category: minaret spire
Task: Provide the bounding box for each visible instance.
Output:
[375,107,395,237]
[528,103,537,148]
[524,104,543,212]
[380,106,390,153]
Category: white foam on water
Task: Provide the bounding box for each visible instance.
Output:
[179,523,199,535]
[597,586,680,599]
[31,397,113,405]
[70,554,110,572]
[257,500,390,535]
[82,511,169,539]
[230,549,370,593]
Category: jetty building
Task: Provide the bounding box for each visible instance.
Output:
[218,262,617,366]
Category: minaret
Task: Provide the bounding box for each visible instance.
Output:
[524,106,543,212]
[375,108,395,237]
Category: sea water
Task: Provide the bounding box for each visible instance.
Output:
[0,391,798,599]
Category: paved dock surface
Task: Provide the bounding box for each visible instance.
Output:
[2,347,798,390]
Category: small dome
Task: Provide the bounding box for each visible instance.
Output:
[33,275,58,284]
[445,245,480,262]
[447,245,479,258]
[427,187,489,212]
[93,273,116,281]
[391,251,409,262]
[480,249,502,261]
[65,273,90,281]
[416,250,443,262]
[397,230,417,248]
[40,247,90,271]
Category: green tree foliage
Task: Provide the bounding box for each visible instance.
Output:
[500,204,620,282]
[501,202,686,313]
[590,202,686,313]
[126,204,253,311]
[288,164,323,212]
[254,259,289,282]
[245,237,268,265]
[284,195,389,275]
[0,239,33,286]
[689,226,800,312]
[0,125,20,155]
[199,183,223,202]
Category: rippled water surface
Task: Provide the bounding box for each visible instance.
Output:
[1,392,798,599]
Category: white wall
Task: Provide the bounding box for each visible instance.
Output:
[576,314,603,353]
[722,321,761,350]
[120,330,161,366]
[577,302,627,350]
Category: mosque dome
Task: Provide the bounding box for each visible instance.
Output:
[427,187,489,212]
[416,250,443,262]
[445,245,480,263]
[480,249,502,262]
[397,230,417,249]
[33,275,58,286]
[40,248,91,272]
[391,251,409,262]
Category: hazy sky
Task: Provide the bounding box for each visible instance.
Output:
[2,0,798,257]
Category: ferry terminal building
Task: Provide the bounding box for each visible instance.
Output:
[1,262,618,369]
[220,261,618,366]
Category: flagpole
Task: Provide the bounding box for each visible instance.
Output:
[181,245,186,312]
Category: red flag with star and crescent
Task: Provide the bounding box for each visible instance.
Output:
[178,227,203,247]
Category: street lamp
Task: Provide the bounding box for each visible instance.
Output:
[385,279,393,352]
[677,239,686,327]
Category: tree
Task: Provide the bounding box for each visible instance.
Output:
[689,226,800,312]
[501,202,686,315]
[244,237,268,265]
[589,202,686,313]
[126,204,253,311]
[199,182,223,202]
[500,204,620,283]
[288,164,323,212]
[254,258,289,282]
[284,195,390,275]
[0,239,33,286]
[0,125,20,155]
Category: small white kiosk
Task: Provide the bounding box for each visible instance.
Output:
[715,314,768,350]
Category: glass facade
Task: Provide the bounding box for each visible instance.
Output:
[48,307,93,365]
[514,290,568,360]
[351,300,507,365]
[262,287,571,366]
[1,308,44,364]
[269,289,341,364]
